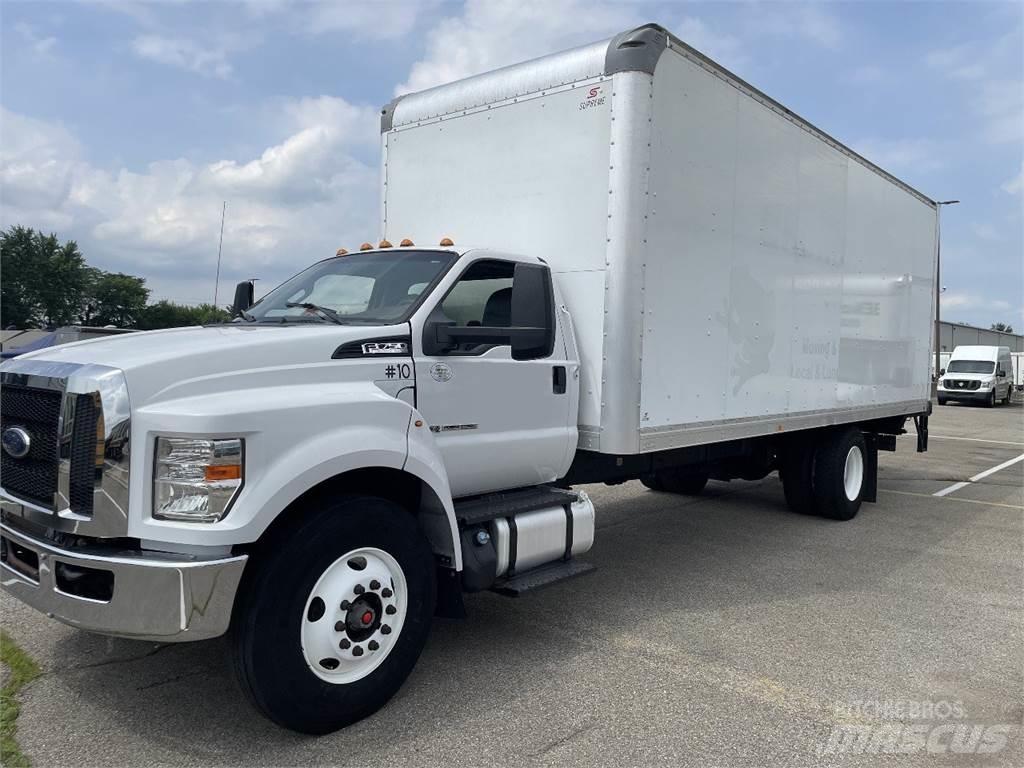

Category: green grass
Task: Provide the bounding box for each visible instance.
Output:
[0,631,41,768]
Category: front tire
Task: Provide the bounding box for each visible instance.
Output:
[986,390,996,408]
[937,397,947,406]
[230,495,436,734]
[813,428,867,521]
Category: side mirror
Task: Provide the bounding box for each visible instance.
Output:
[939,368,945,376]
[509,263,554,360]
[231,281,254,317]
[997,368,1006,377]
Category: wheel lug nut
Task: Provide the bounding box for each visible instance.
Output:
[352,645,364,657]
[381,588,393,598]
[340,600,351,610]
[380,624,392,635]
[370,579,381,590]
[368,640,379,651]
[339,638,351,650]
[334,621,345,632]
[353,584,365,595]
[385,605,396,615]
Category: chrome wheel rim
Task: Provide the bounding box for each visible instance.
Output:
[843,445,864,502]
[300,547,408,684]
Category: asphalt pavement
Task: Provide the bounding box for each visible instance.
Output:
[2,399,1022,767]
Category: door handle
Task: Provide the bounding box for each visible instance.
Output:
[552,366,567,395]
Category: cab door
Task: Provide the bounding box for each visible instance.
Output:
[410,257,574,498]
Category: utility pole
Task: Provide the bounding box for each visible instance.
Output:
[213,201,227,307]
[934,200,959,383]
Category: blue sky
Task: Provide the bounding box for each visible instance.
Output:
[1,0,1021,328]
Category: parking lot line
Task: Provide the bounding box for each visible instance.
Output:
[880,489,1024,510]
[933,452,1024,498]
[930,434,1024,447]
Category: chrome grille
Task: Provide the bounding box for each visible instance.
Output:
[67,393,99,515]
[1,383,62,506]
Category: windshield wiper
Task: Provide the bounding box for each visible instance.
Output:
[285,302,345,325]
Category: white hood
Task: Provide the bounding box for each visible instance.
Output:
[3,323,406,406]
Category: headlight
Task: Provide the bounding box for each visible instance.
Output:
[154,437,243,523]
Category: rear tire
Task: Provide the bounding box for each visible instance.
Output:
[229,495,436,734]
[1003,388,1012,405]
[780,439,817,515]
[813,428,867,521]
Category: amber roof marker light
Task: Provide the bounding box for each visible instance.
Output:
[359,242,373,251]
[379,239,393,248]
[439,237,454,246]
[400,238,414,247]
[336,248,349,256]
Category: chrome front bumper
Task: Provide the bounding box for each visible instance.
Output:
[0,521,247,642]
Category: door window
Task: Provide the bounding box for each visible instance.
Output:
[440,261,514,327]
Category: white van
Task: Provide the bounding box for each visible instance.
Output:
[938,345,1014,407]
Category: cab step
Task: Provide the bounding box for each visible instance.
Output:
[491,559,595,597]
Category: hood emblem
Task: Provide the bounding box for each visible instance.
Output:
[2,427,31,459]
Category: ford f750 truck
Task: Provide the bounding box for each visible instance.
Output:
[0,24,937,733]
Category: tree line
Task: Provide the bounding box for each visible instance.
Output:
[1,225,229,330]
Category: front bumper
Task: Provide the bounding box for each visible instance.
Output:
[938,389,991,403]
[0,520,247,642]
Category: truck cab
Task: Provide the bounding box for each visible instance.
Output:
[1,243,596,733]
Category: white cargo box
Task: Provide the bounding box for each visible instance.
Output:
[381,24,938,455]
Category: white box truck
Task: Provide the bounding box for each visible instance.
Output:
[1,24,937,733]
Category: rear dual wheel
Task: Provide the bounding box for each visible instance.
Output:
[780,427,866,521]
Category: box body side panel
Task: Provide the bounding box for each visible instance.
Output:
[639,50,936,449]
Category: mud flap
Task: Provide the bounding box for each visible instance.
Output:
[914,412,929,453]
[863,434,879,504]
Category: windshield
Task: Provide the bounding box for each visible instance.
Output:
[245,250,456,325]
[947,360,995,374]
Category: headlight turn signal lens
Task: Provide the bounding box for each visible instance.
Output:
[154,437,243,523]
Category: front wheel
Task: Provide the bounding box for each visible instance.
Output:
[937,397,947,406]
[986,390,996,408]
[230,495,436,734]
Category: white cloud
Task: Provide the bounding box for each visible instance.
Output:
[1003,163,1024,195]
[0,100,380,304]
[973,79,1024,145]
[243,0,428,40]
[851,137,946,174]
[971,222,1002,242]
[0,108,81,229]
[925,43,985,81]
[847,65,883,85]
[742,3,842,50]
[675,17,746,73]
[926,33,1023,145]
[14,22,58,55]
[397,0,638,95]
[941,292,1012,313]
[131,34,236,78]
